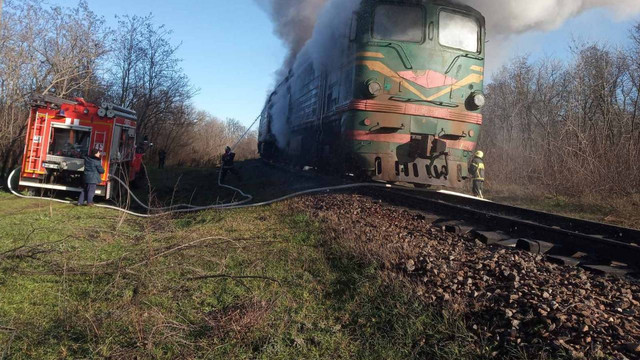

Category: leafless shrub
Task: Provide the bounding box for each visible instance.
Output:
[480,26,640,197]
[0,0,109,179]
[167,114,258,168]
[0,1,256,183]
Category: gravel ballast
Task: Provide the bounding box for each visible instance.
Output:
[293,192,640,359]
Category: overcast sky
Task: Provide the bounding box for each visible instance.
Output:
[49,0,640,128]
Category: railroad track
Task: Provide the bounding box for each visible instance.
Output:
[236,161,640,274]
[364,187,640,276]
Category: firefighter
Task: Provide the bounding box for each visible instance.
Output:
[220,146,242,183]
[158,149,167,169]
[78,148,105,206]
[468,150,485,199]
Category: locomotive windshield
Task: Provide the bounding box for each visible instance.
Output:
[48,126,91,159]
[439,11,480,52]
[373,4,424,43]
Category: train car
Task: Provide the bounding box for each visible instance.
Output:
[258,0,486,188]
[19,94,145,199]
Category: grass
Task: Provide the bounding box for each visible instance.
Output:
[0,189,484,359]
[483,183,640,229]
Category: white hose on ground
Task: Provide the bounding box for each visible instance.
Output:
[105,113,264,212]
[7,114,395,218]
[7,167,393,218]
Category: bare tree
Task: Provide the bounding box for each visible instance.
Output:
[480,27,640,197]
[0,0,110,179]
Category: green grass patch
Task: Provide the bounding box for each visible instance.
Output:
[0,191,483,359]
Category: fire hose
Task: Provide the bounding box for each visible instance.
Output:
[7,166,394,218]
[6,114,397,218]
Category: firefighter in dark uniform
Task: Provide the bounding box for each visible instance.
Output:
[158,149,167,169]
[468,151,485,199]
[220,146,242,183]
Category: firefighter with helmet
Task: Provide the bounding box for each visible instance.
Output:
[469,151,485,199]
[220,146,242,183]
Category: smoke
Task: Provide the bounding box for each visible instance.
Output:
[257,0,359,148]
[458,0,640,72]
[254,0,329,75]
[259,0,640,76]
[460,0,640,36]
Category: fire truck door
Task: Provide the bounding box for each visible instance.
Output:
[111,126,122,161]
[110,125,135,162]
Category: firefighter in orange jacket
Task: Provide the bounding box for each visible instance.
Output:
[468,151,485,199]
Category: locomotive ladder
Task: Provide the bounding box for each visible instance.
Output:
[26,112,47,173]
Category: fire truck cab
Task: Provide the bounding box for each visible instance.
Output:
[20,94,144,199]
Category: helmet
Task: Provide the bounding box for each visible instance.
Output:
[225,146,231,153]
[475,151,484,159]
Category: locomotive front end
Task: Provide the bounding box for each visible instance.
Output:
[345,0,486,188]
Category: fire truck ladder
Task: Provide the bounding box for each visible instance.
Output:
[25,113,47,173]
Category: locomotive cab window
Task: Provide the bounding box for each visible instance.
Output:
[373,4,425,43]
[48,126,91,159]
[439,11,480,52]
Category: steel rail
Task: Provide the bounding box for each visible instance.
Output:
[368,188,640,270]
[408,189,640,245]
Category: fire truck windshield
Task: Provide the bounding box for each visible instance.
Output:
[49,127,91,159]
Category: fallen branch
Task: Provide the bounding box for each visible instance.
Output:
[1,326,17,360]
[0,240,63,261]
[187,274,281,286]
[130,236,235,269]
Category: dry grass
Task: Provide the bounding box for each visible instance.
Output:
[485,183,640,229]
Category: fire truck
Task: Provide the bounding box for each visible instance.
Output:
[19,94,147,199]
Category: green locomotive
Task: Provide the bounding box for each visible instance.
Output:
[258,0,486,188]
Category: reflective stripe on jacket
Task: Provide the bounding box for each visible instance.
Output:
[469,157,485,181]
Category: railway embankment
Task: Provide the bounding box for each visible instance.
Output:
[2,162,639,358]
[293,192,640,359]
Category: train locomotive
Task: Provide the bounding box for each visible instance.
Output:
[258,0,486,188]
[19,94,147,199]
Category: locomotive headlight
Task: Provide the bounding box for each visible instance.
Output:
[366,79,382,98]
[466,91,486,110]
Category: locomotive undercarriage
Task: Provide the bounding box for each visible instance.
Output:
[259,113,471,189]
[351,152,467,189]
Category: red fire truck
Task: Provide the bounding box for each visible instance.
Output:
[19,94,147,199]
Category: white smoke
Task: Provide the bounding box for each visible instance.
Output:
[458,0,640,72]
[257,0,359,148]
[460,0,640,35]
[260,0,640,77]
[254,0,329,76]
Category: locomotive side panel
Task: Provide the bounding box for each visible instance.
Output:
[258,4,359,167]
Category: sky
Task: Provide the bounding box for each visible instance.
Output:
[48,0,640,128]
